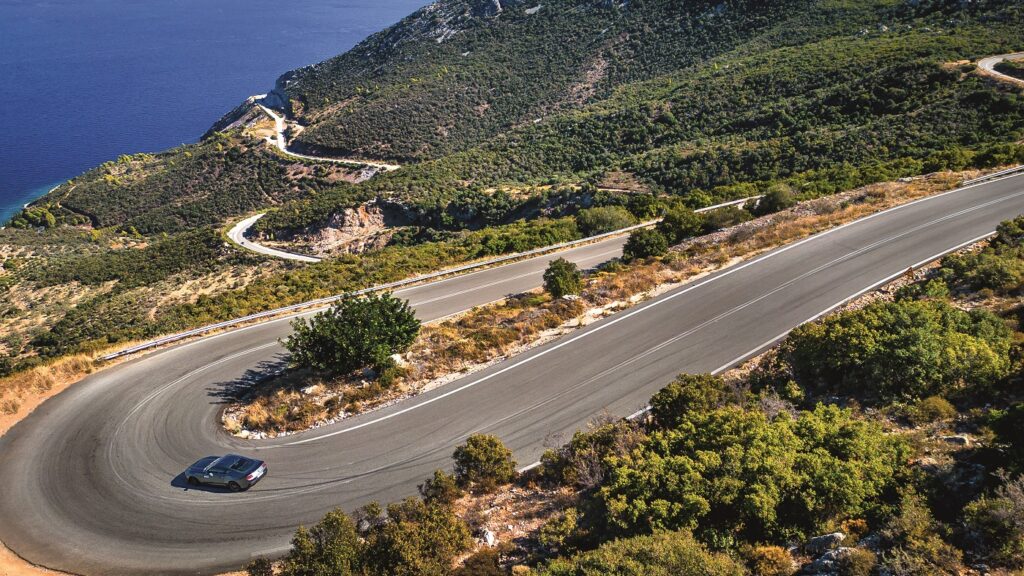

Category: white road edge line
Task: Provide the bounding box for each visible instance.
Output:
[514,230,1000,473]
[281,175,1024,448]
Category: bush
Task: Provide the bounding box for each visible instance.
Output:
[245,558,274,576]
[361,498,472,576]
[894,278,950,302]
[576,206,637,236]
[880,493,963,576]
[279,509,361,576]
[623,228,668,261]
[784,300,1013,402]
[963,473,1024,568]
[453,434,517,492]
[453,548,504,576]
[907,396,957,426]
[544,258,583,298]
[753,184,797,216]
[419,469,463,507]
[657,206,705,245]
[539,508,579,553]
[747,545,794,576]
[600,404,909,542]
[535,530,744,576]
[541,419,646,489]
[990,403,1024,470]
[837,549,877,576]
[284,293,420,375]
[649,373,733,429]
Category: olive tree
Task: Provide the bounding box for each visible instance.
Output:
[284,293,420,375]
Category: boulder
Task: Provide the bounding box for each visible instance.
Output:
[941,434,971,446]
[808,547,853,573]
[480,529,497,547]
[804,532,845,555]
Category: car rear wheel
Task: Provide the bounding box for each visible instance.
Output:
[227,481,241,492]
[187,476,198,486]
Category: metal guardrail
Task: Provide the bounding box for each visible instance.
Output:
[962,165,1024,187]
[98,196,762,362]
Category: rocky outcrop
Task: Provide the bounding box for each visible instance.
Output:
[804,532,845,556]
[306,200,413,255]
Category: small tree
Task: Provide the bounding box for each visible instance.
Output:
[657,206,705,244]
[544,258,582,298]
[284,293,420,375]
[279,509,361,576]
[623,228,668,261]
[453,434,517,492]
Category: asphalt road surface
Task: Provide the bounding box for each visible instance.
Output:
[2,173,1023,575]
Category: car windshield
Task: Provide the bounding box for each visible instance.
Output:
[229,458,251,471]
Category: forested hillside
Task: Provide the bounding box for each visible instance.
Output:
[260,0,1024,236]
[2,0,1022,381]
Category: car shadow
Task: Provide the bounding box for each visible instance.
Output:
[169,471,241,493]
[205,356,288,405]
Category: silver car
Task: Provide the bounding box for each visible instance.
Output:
[185,454,267,491]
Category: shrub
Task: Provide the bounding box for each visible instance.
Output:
[747,545,794,576]
[963,473,1024,568]
[880,493,963,576]
[539,508,579,553]
[279,509,361,576]
[284,293,420,375]
[576,206,637,236]
[245,558,274,576]
[753,184,797,216]
[784,300,1013,401]
[535,530,744,576]
[453,548,503,576]
[541,419,646,489]
[453,434,517,492]
[993,215,1024,248]
[657,206,705,244]
[623,228,668,261]
[649,373,733,429]
[894,278,950,302]
[701,205,753,233]
[418,469,463,507]
[600,404,909,542]
[990,403,1024,470]
[544,258,583,298]
[361,498,472,576]
[907,396,957,426]
[837,549,877,576]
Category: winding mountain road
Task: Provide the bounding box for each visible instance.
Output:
[2,173,1023,575]
[978,52,1024,87]
[258,105,401,171]
[227,214,322,263]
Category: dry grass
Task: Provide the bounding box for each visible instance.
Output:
[224,169,986,437]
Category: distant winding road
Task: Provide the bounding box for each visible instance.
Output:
[258,105,401,171]
[227,214,322,263]
[978,52,1024,87]
[1,172,1022,574]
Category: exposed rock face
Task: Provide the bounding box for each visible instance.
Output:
[804,532,845,556]
[807,547,853,574]
[306,200,412,256]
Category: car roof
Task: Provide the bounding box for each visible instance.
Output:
[194,454,253,471]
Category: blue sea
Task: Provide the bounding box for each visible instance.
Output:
[0,0,429,224]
